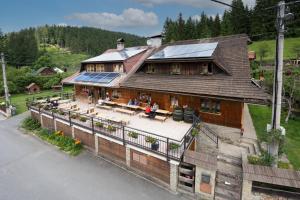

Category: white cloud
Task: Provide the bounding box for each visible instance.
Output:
[67,8,159,29]
[134,0,256,8]
[57,23,67,27]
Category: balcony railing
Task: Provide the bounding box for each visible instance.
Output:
[30,105,201,161]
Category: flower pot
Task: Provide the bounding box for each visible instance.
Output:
[151,142,159,151]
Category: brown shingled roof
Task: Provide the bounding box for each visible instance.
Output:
[243,163,300,189]
[121,34,268,103]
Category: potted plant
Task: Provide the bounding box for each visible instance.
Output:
[191,128,199,137]
[95,122,104,128]
[107,125,117,132]
[58,110,65,116]
[128,131,139,139]
[169,142,180,151]
[70,113,78,119]
[79,116,87,122]
[145,136,159,151]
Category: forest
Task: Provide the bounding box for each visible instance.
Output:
[0,26,145,67]
[163,0,300,43]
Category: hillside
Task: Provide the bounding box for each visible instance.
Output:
[45,45,89,72]
[248,37,300,62]
[36,25,146,56]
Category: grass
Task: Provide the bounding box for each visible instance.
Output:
[6,86,73,115]
[248,104,300,169]
[248,37,300,62]
[45,45,89,72]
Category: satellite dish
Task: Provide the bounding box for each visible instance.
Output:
[147,39,152,46]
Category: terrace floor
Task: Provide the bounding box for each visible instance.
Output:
[58,101,192,141]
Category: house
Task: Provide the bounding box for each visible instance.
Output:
[26,83,40,94]
[248,51,256,60]
[31,34,268,195]
[62,38,153,103]
[54,67,64,74]
[36,67,56,76]
[120,34,267,128]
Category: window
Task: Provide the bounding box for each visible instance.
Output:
[200,64,208,75]
[171,63,181,75]
[200,99,221,114]
[96,64,105,72]
[112,90,121,99]
[170,96,179,108]
[86,64,95,72]
[208,63,213,74]
[200,63,213,75]
[146,64,155,74]
[201,173,211,184]
[213,101,221,113]
[113,64,124,73]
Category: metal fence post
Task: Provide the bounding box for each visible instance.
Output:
[68,111,72,126]
[184,135,186,150]
[52,110,55,120]
[166,138,169,161]
[91,117,94,134]
[122,126,125,145]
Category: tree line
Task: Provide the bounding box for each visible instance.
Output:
[0,25,145,67]
[163,0,300,43]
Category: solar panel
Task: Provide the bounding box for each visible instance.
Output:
[148,42,218,60]
[74,72,120,84]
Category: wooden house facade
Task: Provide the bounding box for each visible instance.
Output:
[64,35,267,129]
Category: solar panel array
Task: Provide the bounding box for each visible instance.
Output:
[148,42,218,60]
[75,72,120,84]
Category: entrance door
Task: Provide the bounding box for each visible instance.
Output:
[100,88,106,99]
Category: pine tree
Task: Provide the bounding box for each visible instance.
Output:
[212,14,221,37]
[221,11,233,35]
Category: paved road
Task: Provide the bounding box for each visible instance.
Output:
[0,112,187,200]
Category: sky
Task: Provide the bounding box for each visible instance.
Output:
[0,0,256,36]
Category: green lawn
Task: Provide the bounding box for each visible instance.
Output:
[248,104,300,169]
[9,87,73,115]
[248,37,300,62]
[45,45,89,72]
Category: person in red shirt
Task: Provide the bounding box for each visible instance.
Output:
[145,106,151,116]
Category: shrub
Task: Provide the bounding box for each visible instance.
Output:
[128,131,138,139]
[22,117,41,131]
[36,128,82,156]
[169,142,180,150]
[278,161,290,169]
[145,136,157,144]
[95,122,104,128]
[248,152,275,166]
[107,125,116,132]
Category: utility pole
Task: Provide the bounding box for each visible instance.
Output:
[1,52,11,115]
[267,0,300,165]
[271,1,285,131]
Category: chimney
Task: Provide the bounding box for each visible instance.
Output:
[117,38,125,50]
[147,34,162,48]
